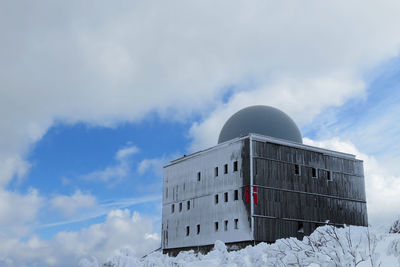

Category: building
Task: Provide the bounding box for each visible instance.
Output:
[161,105,368,255]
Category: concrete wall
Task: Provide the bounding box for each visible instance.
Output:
[162,138,252,249]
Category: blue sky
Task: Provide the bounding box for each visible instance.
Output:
[1,1,400,266]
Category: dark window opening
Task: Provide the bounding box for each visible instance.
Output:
[234,219,239,229]
[179,202,182,212]
[215,194,219,204]
[224,164,228,174]
[183,183,186,191]
[186,226,190,236]
[215,167,218,177]
[297,221,304,233]
[197,224,200,235]
[234,190,239,200]
[224,220,228,231]
[224,192,228,202]
[295,164,300,175]
[187,200,190,210]
[215,222,219,231]
[233,161,238,172]
[327,171,332,181]
[171,204,175,213]
[197,172,201,181]
[312,168,317,178]
[166,187,168,198]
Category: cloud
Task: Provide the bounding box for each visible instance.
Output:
[42,194,161,228]
[189,75,365,151]
[82,145,139,183]
[0,189,42,237]
[303,137,400,226]
[2,0,400,187]
[137,156,169,177]
[50,190,97,218]
[0,209,159,267]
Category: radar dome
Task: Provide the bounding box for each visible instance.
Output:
[218,105,302,144]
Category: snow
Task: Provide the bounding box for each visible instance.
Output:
[80,224,400,267]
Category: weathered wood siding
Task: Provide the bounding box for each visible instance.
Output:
[252,141,368,242]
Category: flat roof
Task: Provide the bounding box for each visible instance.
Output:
[165,133,358,168]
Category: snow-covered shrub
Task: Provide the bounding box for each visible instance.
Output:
[80,225,390,267]
[387,237,400,264]
[390,219,400,234]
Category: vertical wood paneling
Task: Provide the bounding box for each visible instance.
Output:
[252,140,368,242]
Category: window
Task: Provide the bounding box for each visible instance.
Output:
[187,200,190,210]
[327,171,332,181]
[224,192,228,202]
[186,226,190,236]
[312,168,317,178]
[171,204,175,213]
[179,202,182,212]
[197,172,201,181]
[166,187,168,198]
[234,219,239,229]
[224,220,228,231]
[295,164,300,175]
[215,167,218,177]
[224,164,228,174]
[215,194,219,204]
[215,222,219,231]
[297,221,304,233]
[197,224,200,235]
[233,161,238,172]
[234,190,239,201]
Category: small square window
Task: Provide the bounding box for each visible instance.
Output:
[215,167,218,177]
[171,204,175,213]
[197,172,201,181]
[224,220,228,231]
[215,222,219,231]
[224,164,228,174]
[187,200,190,210]
[179,202,182,212]
[327,171,332,181]
[197,224,200,235]
[224,192,228,202]
[312,168,317,178]
[234,190,239,200]
[295,164,300,175]
[215,194,219,204]
[186,226,190,236]
[233,161,238,172]
[234,219,239,229]
[297,221,304,233]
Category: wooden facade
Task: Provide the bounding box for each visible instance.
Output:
[250,139,367,242]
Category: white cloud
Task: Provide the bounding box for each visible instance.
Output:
[0,189,42,237]
[137,156,169,177]
[0,209,159,267]
[303,137,400,226]
[50,190,97,218]
[82,145,138,183]
[1,0,400,186]
[189,75,365,151]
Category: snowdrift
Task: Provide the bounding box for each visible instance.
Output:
[80,224,400,267]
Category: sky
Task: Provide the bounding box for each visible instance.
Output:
[1,0,400,266]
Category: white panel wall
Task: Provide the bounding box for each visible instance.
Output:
[162,139,252,249]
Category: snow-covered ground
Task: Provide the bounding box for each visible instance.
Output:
[80,223,400,267]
